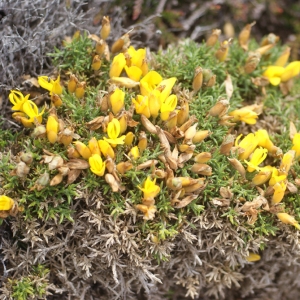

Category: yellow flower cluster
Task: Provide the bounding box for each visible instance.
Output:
[234,129,296,205]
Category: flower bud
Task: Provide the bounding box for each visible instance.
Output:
[194,152,211,163]
[59,128,74,147]
[67,146,81,159]
[91,55,102,71]
[239,22,256,50]
[124,132,134,146]
[68,74,78,93]
[191,163,212,176]
[208,98,229,117]
[100,16,111,40]
[129,146,140,160]
[177,100,189,126]
[244,52,261,74]
[46,115,59,144]
[75,81,86,99]
[184,123,198,140]
[0,195,14,211]
[138,132,147,153]
[205,74,216,87]
[192,67,203,93]
[206,29,221,47]
[95,39,106,56]
[215,40,231,62]
[51,94,63,107]
[116,161,133,174]
[219,134,234,155]
[228,158,246,178]
[74,141,92,159]
[192,130,210,143]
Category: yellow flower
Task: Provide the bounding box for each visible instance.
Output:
[88,137,101,155]
[292,133,300,157]
[38,75,63,95]
[252,165,273,185]
[229,108,258,124]
[235,133,258,160]
[160,94,177,121]
[262,66,285,86]
[109,53,126,78]
[0,195,14,211]
[138,177,160,200]
[74,141,92,159]
[277,213,300,230]
[9,90,30,111]
[124,65,143,82]
[255,129,279,155]
[128,146,140,160]
[280,150,295,173]
[140,71,163,96]
[156,77,177,102]
[46,115,59,144]
[132,95,151,118]
[89,154,106,176]
[12,100,45,127]
[98,139,115,159]
[110,88,125,115]
[272,181,287,204]
[281,61,300,82]
[269,168,286,186]
[127,46,146,69]
[148,90,162,118]
[245,147,268,172]
[103,118,125,146]
[124,132,134,145]
[263,61,300,85]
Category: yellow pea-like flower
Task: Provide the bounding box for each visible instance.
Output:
[9,90,30,112]
[109,53,126,78]
[98,140,115,159]
[277,213,300,230]
[235,133,258,160]
[245,147,268,172]
[138,177,160,200]
[46,115,59,144]
[74,141,92,159]
[0,195,14,211]
[160,94,177,121]
[110,88,125,115]
[89,154,106,176]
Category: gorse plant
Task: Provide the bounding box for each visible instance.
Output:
[1,17,300,299]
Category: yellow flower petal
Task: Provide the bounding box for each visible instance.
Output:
[0,195,14,211]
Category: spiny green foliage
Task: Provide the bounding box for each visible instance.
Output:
[2,30,300,248]
[8,265,50,300]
